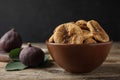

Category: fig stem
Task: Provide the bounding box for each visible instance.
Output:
[11,28,15,31]
[27,42,32,47]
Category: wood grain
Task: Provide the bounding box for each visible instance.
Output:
[0,42,120,80]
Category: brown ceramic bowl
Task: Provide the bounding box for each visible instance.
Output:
[46,41,112,73]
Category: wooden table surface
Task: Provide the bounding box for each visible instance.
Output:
[0,42,120,80]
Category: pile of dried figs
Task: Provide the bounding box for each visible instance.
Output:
[49,20,110,44]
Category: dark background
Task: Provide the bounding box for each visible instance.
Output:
[0,0,119,42]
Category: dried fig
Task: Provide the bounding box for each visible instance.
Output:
[0,28,22,52]
[53,23,84,44]
[19,43,45,67]
[87,20,109,42]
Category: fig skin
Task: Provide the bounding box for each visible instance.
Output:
[0,28,22,52]
[19,43,45,67]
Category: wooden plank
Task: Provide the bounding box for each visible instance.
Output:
[0,42,120,80]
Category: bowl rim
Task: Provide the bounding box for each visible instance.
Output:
[46,40,113,46]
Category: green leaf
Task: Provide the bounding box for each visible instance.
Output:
[9,48,21,61]
[40,60,53,68]
[44,54,50,62]
[6,61,28,71]
[37,54,53,68]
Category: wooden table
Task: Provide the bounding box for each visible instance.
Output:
[0,42,120,80]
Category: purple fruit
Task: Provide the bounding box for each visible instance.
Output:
[0,28,22,52]
[19,43,45,67]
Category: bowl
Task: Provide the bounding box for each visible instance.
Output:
[46,41,112,73]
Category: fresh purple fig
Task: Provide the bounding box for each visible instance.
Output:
[0,28,22,52]
[19,43,45,67]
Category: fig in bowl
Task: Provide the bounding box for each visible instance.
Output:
[46,41,112,73]
[46,19,112,73]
